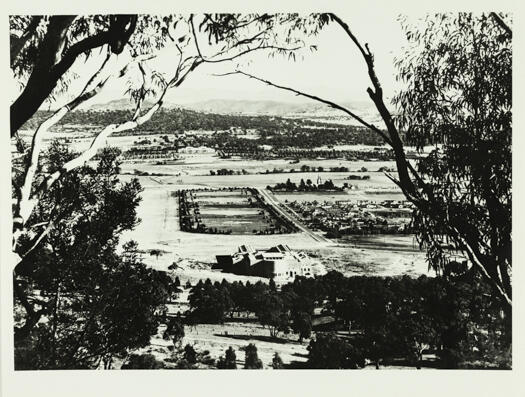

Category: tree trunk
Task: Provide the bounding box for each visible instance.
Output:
[10,16,75,136]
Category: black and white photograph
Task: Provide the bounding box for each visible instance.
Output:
[1,0,523,395]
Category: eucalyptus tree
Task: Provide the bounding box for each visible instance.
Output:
[13,145,172,369]
[232,12,513,312]
[10,15,138,135]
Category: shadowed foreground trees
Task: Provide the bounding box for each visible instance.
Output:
[186,281,233,324]
[307,333,365,369]
[184,272,510,369]
[13,145,171,369]
[272,352,284,369]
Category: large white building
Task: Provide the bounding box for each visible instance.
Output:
[215,244,317,286]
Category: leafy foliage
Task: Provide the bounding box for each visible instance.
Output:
[13,144,171,369]
[10,15,174,100]
[393,13,512,305]
[307,333,365,369]
[255,293,290,338]
[183,344,197,364]
[163,317,185,346]
[186,281,233,324]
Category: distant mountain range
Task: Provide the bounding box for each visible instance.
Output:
[87,98,381,122]
[179,99,375,116]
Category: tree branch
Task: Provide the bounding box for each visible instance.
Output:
[132,61,147,121]
[79,47,111,97]
[49,31,112,81]
[14,51,115,231]
[453,227,511,308]
[330,13,418,200]
[13,278,50,341]
[10,15,138,136]
[190,14,300,64]
[11,15,76,136]
[490,12,512,38]
[27,57,194,219]
[19,221,55,263]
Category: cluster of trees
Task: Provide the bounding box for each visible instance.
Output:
[183,270,510,369]
[185,278,312,341]
[122,265,510,369]
[274,148,394,161]
[177,190,212,234]
[220,146,395,161]
[257,126,385,147]
[258,166,371,175]
[346,174,370,180]
[299,165,349,173]
[218,344,280,369]
[127,108,292,135]
[314,271,510,369]
[121,146,179,160]
[323,222,411,238]
[268,178,345,192]
[22,107,385,149]
[20,108,278,133]
[124,342,217,369]
[258,166,370,175]
[209,168,249,176]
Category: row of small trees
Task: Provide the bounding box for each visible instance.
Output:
[268,178,344,192]
[123,342,275,369]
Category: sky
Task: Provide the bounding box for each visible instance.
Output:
[10,10,425,109]
[161,9,411,105]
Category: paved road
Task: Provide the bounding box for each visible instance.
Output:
[256,188,332,244]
